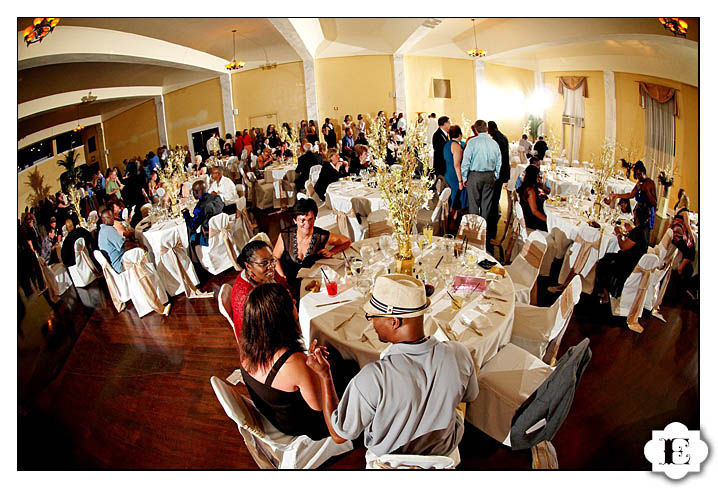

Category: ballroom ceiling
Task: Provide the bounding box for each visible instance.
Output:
[17,17,698,144]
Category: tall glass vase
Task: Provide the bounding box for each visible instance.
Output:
[394,233,415,275]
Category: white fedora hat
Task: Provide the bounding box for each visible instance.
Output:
[363,274,430,318]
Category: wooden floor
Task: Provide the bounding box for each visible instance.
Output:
[17,209,699,470]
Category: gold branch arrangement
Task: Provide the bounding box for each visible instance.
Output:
[616,139,641,178]
[546,127,562,160]
[156,147,189,217]
[460,113,474,140]
[278,123,300,165]
[367,115,389,164]
[372,119,435,274]
[589,138,619,218]
[66,185,85,224]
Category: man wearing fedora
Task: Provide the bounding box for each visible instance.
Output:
[307,274,478,466]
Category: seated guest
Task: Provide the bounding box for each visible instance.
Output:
[295,142,321,191]
[341,127,355,159]
[515,156,551,194]
[273,198,351,295]
[182,180,224,247]
[349,144,370,175]
[191,154,206,174]
[595,202,651,305]
[98,209,141,273]
[274,141,293,160]
[231,239,289,341]
[306,274,478,461]
[107,197,134,238]
[671,191,695,277]
[313,148,349,201]
[355,131,368,146]
[222,142,235,157]
[60,215,101,271]
[207,167,239,215]
[618,198,632,215]
[518,164,549,231]
[257,147,274,171]
[238,283,331,440]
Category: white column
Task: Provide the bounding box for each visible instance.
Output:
[303,59,319,123]
[473,59,485,120]
[154,95,168,147]
[604,71,616,151]
[534,71,546,137]
[219,73,235,137]
[393,55,407,116]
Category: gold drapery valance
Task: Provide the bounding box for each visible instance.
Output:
[558,76,588,98]
[638,82,679,117]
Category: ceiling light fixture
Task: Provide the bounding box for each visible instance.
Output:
[659,18,688,37]
[23,17,60,46]
[73,105,84,133]
[466,19,486,58]
[225,29,245,71]
[81,91,97,103]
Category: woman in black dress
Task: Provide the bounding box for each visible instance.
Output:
[272,198,351,296]
[517,164,548,231]
[313,148,349,201]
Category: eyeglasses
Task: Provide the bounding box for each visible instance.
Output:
[248,257,277,268]
[365,313,402,325]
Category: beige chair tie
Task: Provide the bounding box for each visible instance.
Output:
[333,208,356,239]
[76,246,100,276]
[100,261,126,312]
[237,208,254,240]
[438,199,449,234]
[559,282,574,318]
[458,224,486,249]
[209,225,241,271]
[626,264,654,330]
[127,253,166,314]
[368,220,393,238]
[521,241,543,269]
[570,233,602,276]
[653,249,678,314]
[159,237,211,298]
[35,253,60,303]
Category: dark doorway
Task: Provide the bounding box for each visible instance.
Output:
[191,127,220,161]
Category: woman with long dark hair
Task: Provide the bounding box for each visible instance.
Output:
[517,164,548,231]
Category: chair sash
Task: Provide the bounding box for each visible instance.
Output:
[209,224,241,271]
[653,250,678,313]
[35,253,60,303]
[237,208,254,240]
[626,264,654,328]
[458,223,486,249]
[520,240,544,269]
[368,219,393,238]
[570,233,601,276]
[333,208,356,239]
[75,244,99,276]
[100,260,126,312]
[159,237,209,299]
[559,282,575,318]
[127,253,166,314]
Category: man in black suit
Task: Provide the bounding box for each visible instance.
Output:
[295,142,321,191]
[533,136,548,160]
[487,121,510,252]
[432,116,451,177]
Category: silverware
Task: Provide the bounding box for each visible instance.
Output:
[316,299,352,308]
[492,309,506,316]
[485,295,508,302]
[334,312,356,331]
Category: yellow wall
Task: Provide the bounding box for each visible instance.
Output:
[103,100,159,169]
[232,62,306,131]
[164,77,224,147]
[614,72,698,210]
[544,71,605,164]
[404,56,476,126]
[81,124,106,171]
[18,145,87,218]
[315,55,395,132]
[484,63,536,141]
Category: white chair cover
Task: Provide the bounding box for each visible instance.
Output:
[196,213,241,275]
[87,210,99,225]
[140,203,153,218]
[509,197,556,276]
[35,253,70,303]
[505,231,547,304]
[232,196,254,251]
[309,165,322,186]
[94,250,131,312]
[68,237,99,287]
[556,226,602,294]
[511,275,582,361]
[367,449,459,469]
[50,262,72,296]
[210,376,353,469]
[218,283,234,328]
[610,253,661,331]
[570,159,580,168]
[156,225,207,298]
[646,228,677,314]
[468,343,552,446]
[430,187,451,235]
[122,248,169,318]
[457,214,487,251]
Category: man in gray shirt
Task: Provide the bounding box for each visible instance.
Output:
[307,274,478,466]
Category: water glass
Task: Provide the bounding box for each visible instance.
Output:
[379,235,393,258]
[360,245,373,264]
[356,277,372,298]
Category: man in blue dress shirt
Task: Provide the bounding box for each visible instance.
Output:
[460,120,501,221]
[98,209,140,273]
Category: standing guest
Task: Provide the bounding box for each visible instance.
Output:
[518,134,532,154]
[206,132,221,156]
[443,126,468,227]
[231,240,289,341]
[322,118,337,149]
[595,203,651,307]
[532,136,548,160]
[396,112,406,136]
[610,160,657,229]
[182,180,224,248]
[234,131,244,156]
[242,129,253,154]
[313,148,349,201]
[432,116,451,177]
[105,169,124,201]
[307,120,319,145]
[306,274,478,462]
[517,164,549,232]
[267,124,280,148]
[341,127,355,159]
[20,214,45,291]
[55,191,71,225]
[208,167,239,215]
[93,168,106,203]
[98,209,141,274]
[60,215,100,270]
[487,121,511,250]
[273,198,351,295]
[389,111,398,131]
[671,191,695,278]
[461,120,501,221]
[342,115,352,134]
[299,120,308,142]
[356,114,366,136]
[295,142,322,191]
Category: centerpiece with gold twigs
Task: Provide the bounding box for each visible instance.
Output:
[372,120,435,274]
[278,123,300,165]
[156,147,189,218]
[589,138,620,219]
[616,139,641,179]
[367,115,389,165]
[460,113,474,140]
[546,127,562,168]
[66,185,85,225]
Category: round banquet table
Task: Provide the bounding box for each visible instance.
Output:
[297,236,516,373]
[514,164,635,197]
[135,216,189,265]
[324,180,386,214]
[263,161,297,198]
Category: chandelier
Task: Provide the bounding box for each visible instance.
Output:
[467,19,486,58]
[225,29,245,71]
[659,18,688,37]
[73,105,84,133]
[23,18,60,46]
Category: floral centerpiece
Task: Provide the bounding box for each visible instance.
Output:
[157,147,188,217]
[589,138,620,219]
[278,122,300,165]
[460,113,474,140]
[546,127,562,168]
[66,184,85,225]
[371,120,435,274]
[616,140,641,178]
[367,115,389,165]
[657,169,674,190]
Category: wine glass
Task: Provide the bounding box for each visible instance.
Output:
[360,245,373,265]
[379,235,393,258]
[356,277,372,298]
[350,257,364,285]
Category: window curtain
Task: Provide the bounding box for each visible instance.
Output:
[559,78,586,163]
[640,82,676,182]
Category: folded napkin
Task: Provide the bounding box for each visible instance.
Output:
[478,259,497,270]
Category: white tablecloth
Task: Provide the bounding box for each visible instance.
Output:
[544,201,620,260]
[263,162,297,198]
[325,180,386,214]
[515,164,635,197]
[135,217,189,265]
